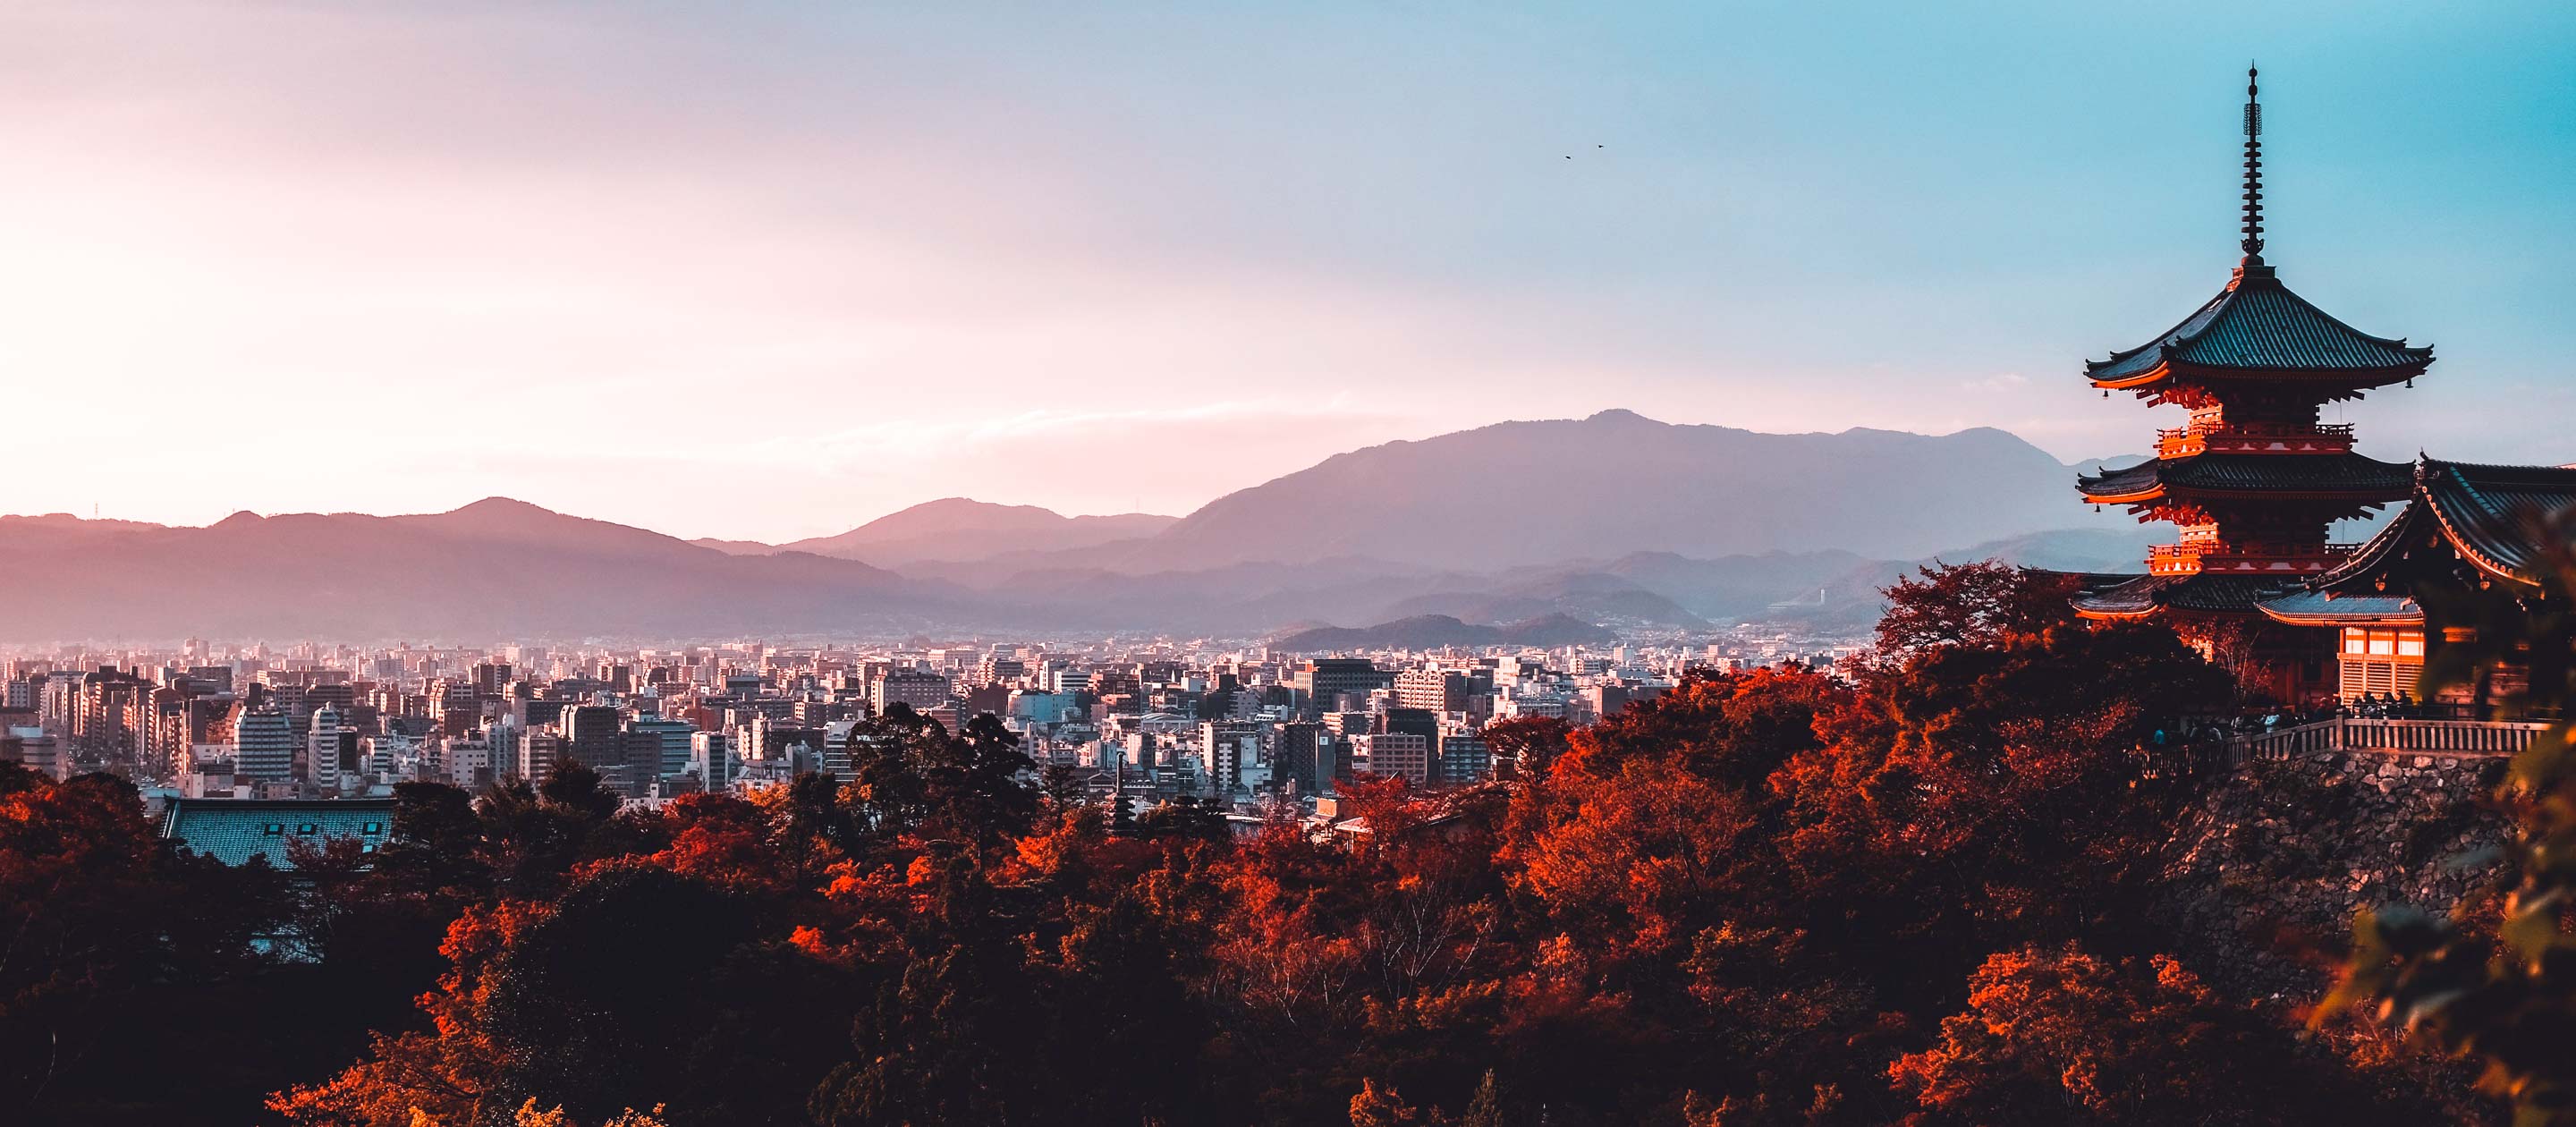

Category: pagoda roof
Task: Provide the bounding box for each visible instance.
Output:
[2077,451,2411,504]
[2300,459,2576,594]
[2256,589,2421,626]
[2084,263,2432,388]
[2072,572,2298,620]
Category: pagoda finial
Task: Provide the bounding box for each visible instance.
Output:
[2241,64,2265,259]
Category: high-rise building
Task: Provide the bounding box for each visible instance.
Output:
[626,717,696,784]
[1347,733,1429,784]
[559,705,623,773]
[1275,723,1335,792]
[1436,730,1491,787]
[872,670,951,715]
[1394,668,1471,714]
[518,730,565,789]
[306,704,343,792]
[1198,720,1264,796]
[690,731,733,792]
[237,707,295,783]
[1292,659,1388,714]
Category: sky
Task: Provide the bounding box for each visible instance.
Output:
[2,2,2571,542]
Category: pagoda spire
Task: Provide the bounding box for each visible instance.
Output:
[2241,64,2265,259]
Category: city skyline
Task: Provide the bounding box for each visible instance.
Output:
[6,2,2573,541]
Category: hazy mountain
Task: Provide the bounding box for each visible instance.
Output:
[1705,526,2164,631]
[1057,411,2114,572]
[720,499,1178,567]
[1943,526,2162,574]
[689,537,775,555]
[0,414,2148,641]
[1373,569,1707,628]
[0,498,940,642]
[1596,549,1879,621]
[1271,613,1614,652]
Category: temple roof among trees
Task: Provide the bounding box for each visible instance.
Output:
[2255,589,2421,625]
[2296,459,2576,595]
[2071,572,2296,619]
[2078,451,2412,504]
[161,798,396,868]
[2083,263,2433,388]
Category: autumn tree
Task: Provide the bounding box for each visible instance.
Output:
[1893,945,2423,1126]
[1481,716,1572,780]
[1873,559,2080,662]
[0,769,287,1125]
[2327,507,2576,1123]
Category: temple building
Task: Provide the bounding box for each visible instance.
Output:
[2258,461,2576,705]
[2069,69,2574,708]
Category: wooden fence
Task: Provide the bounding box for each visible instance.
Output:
[2222,717,2551,767]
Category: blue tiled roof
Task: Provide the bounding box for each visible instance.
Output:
[2086,264,2431,385]
[2419,461,2576,582]
[160,798,398,868]
[2073,572,2297,616]
[2077,453,2412,500]
[2302,460,2576,594]
[2256,590,2421,624]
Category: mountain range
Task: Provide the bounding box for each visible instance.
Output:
[0,411,2153,642]
[695,499,1176,568]
[0,500,936,640]
[1271,614,1616,653]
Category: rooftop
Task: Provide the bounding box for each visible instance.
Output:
[160,797,398,868]
[2072,572,2298,620]
[2078,452,2412,504]
[2300,459,2576,595]
[2085,262,2432,389]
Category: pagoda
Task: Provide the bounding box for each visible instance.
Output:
[2072,68,2432,702]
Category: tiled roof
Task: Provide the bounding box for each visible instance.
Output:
[2419,461,2576,583]
[161,798,397,868]
[2256,590,2421,625]
[2086,264,2432,385]
[2306,459,2576,592]
[2072,572,2297,617]
[2078,453,2412,501]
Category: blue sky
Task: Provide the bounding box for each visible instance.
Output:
[1,2,2567,539]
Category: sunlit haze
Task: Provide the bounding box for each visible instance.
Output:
[4,2,2571,541]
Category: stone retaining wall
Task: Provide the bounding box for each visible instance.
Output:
[2160,749,2511,996]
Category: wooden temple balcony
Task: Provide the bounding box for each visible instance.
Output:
[2147,539,2361,576]
[2225,717,2552,766]
[2155,420,2356,459]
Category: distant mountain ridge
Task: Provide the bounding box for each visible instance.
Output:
[0,498,938,640]
[0,412,2147,641]
[698,498,1177,568]
[996,410,2119,573]
[1271,614,1614,653]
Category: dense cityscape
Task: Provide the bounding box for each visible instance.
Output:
[1,631,1858,818]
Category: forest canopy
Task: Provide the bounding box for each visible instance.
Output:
[3,561,2563,1127]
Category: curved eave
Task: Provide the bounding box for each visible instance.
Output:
[2074,483,2410,506]
[2077,482,2166,505]
[2174,487,2410,502]
[2419,488,2548,592]
[2259,608,2424,627]
[2086,358,2433,394]
[2073,603,2163,622]
[2087,355,2175,391]
[2309,499,2423,592]
[2257,599,2424,627]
